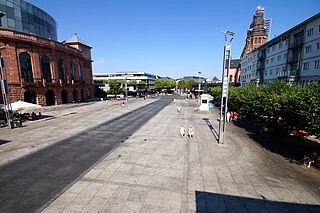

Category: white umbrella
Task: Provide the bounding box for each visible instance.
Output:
[10,100,42,112]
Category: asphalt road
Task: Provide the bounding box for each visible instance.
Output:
[0,96,173,213]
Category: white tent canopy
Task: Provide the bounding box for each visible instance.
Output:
[9,100,42,112]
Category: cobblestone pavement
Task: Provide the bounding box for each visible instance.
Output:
[1,97,320,212]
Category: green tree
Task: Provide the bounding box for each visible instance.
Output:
[104,79,123,94]
[225,80,319,135]
[292,82,320,134]
[128,80,137,84]
[137,80,147,90]
[155,79,176,90]
[177,80,195,91]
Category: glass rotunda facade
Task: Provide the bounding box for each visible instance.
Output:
[0,0,58,40]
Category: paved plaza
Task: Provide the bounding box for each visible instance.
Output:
[0,97,320,212]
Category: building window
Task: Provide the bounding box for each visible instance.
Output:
[284,53,287,59]
[229,75,233,82]
[319,25,320,32]
[272,46,275,51]
[305,45,311,53]
[278,55,281,61]
[19,52,33,83]
[70,62,75,80]
[266,59,269,64]
[265,71,267,76]
[279,43,283,48]
[41,55,52,83]
[58,59,66,83]
[78,63,82,82]
[267,48,270,54]
[314,60,320,70]
[276,67,280,74]
[317,43,320,50]
[271,57,274,63]
[303,62,309,70]
[270,69,273,75]
[307,28,313,37]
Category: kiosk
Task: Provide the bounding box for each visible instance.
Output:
[199,94,213,111]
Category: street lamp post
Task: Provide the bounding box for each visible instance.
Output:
[218,31,234,144]
[0,46,13,129]
[198,71,201,106]
[124,73,128,102]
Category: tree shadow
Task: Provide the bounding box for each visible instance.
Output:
[202,118,219,143]
[196,191,320,213]
[234,121,320,164]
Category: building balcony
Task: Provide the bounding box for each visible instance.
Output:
[287,57,299,63]
[289,42,303,49]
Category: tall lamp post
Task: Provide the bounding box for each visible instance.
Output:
[218,30,234,144]
[124,73,128,102]
[198,71,201,106]
[0,46,13,129]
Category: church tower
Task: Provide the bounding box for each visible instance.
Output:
[242,6,270,57]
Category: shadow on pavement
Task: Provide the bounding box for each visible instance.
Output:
[196,191,320,212]
[202,118,219,143]
[234,121,320,164]
[0,140,10,145]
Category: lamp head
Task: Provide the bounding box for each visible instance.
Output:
[226,31,235,36]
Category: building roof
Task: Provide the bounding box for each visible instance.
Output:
[230,59,241,68]
[211,77,220,82]
[64,34,91,47]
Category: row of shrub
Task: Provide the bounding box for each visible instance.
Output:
[210,81,320,135]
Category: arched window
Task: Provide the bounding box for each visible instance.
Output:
[58,59,66,83]
[41,55,52,83]
[254,38,257,44]
[78,63,82,82]
[70,62,75,81]
[258,37,261,43]
[19,52,33,83]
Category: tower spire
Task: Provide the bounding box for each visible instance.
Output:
[242,6,269,58]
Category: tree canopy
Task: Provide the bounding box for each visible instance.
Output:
[210,81,320,134]
[103,79,124,94]
[155,79,176,90]
[177,79,196,91]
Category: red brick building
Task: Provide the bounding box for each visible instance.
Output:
[0,28,94,106]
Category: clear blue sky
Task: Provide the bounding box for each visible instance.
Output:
[28,0,319,79]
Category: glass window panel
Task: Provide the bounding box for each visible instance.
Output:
[27,3,33,14]
[5,1,13,7]
[0,4,6,14]
[13,0,20,8]
[21,1,27,10]
[6,6,14,18]
[22,21,28,30]
[7,18,15,28]
[14,8,21,19]
[15,20,22,31]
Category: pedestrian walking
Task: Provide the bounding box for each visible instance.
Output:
[188,125,194,140]
[177,105,181,113]
[226,111,231,122]
[179,124,185,139]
